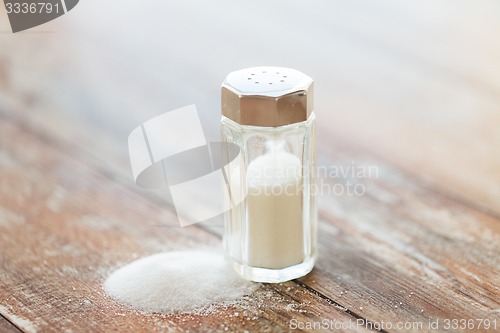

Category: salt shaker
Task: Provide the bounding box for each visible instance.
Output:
[221,66,317,283]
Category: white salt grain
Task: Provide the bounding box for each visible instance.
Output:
[104,250,256,314]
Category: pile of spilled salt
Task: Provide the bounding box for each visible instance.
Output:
[104,250,256,314]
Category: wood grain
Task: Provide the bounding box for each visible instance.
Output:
[0,116,373,332]
[2,94,499,332]
[300,140,500,331]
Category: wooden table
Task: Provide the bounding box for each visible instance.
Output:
[1,1,499,332]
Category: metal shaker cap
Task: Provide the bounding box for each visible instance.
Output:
[221,66,314,127]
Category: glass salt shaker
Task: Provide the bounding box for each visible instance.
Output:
[221,66,317,283]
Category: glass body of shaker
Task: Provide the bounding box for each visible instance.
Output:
[222,112,317,283]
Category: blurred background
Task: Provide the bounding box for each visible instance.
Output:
[1,0,499,214]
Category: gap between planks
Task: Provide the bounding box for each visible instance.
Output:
[0,314,23,333]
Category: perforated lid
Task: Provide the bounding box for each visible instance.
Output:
[221,66,314,127]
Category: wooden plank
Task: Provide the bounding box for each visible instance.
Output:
[2,104,499,332]
[0,117,374,332]
[298,139,500,331]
